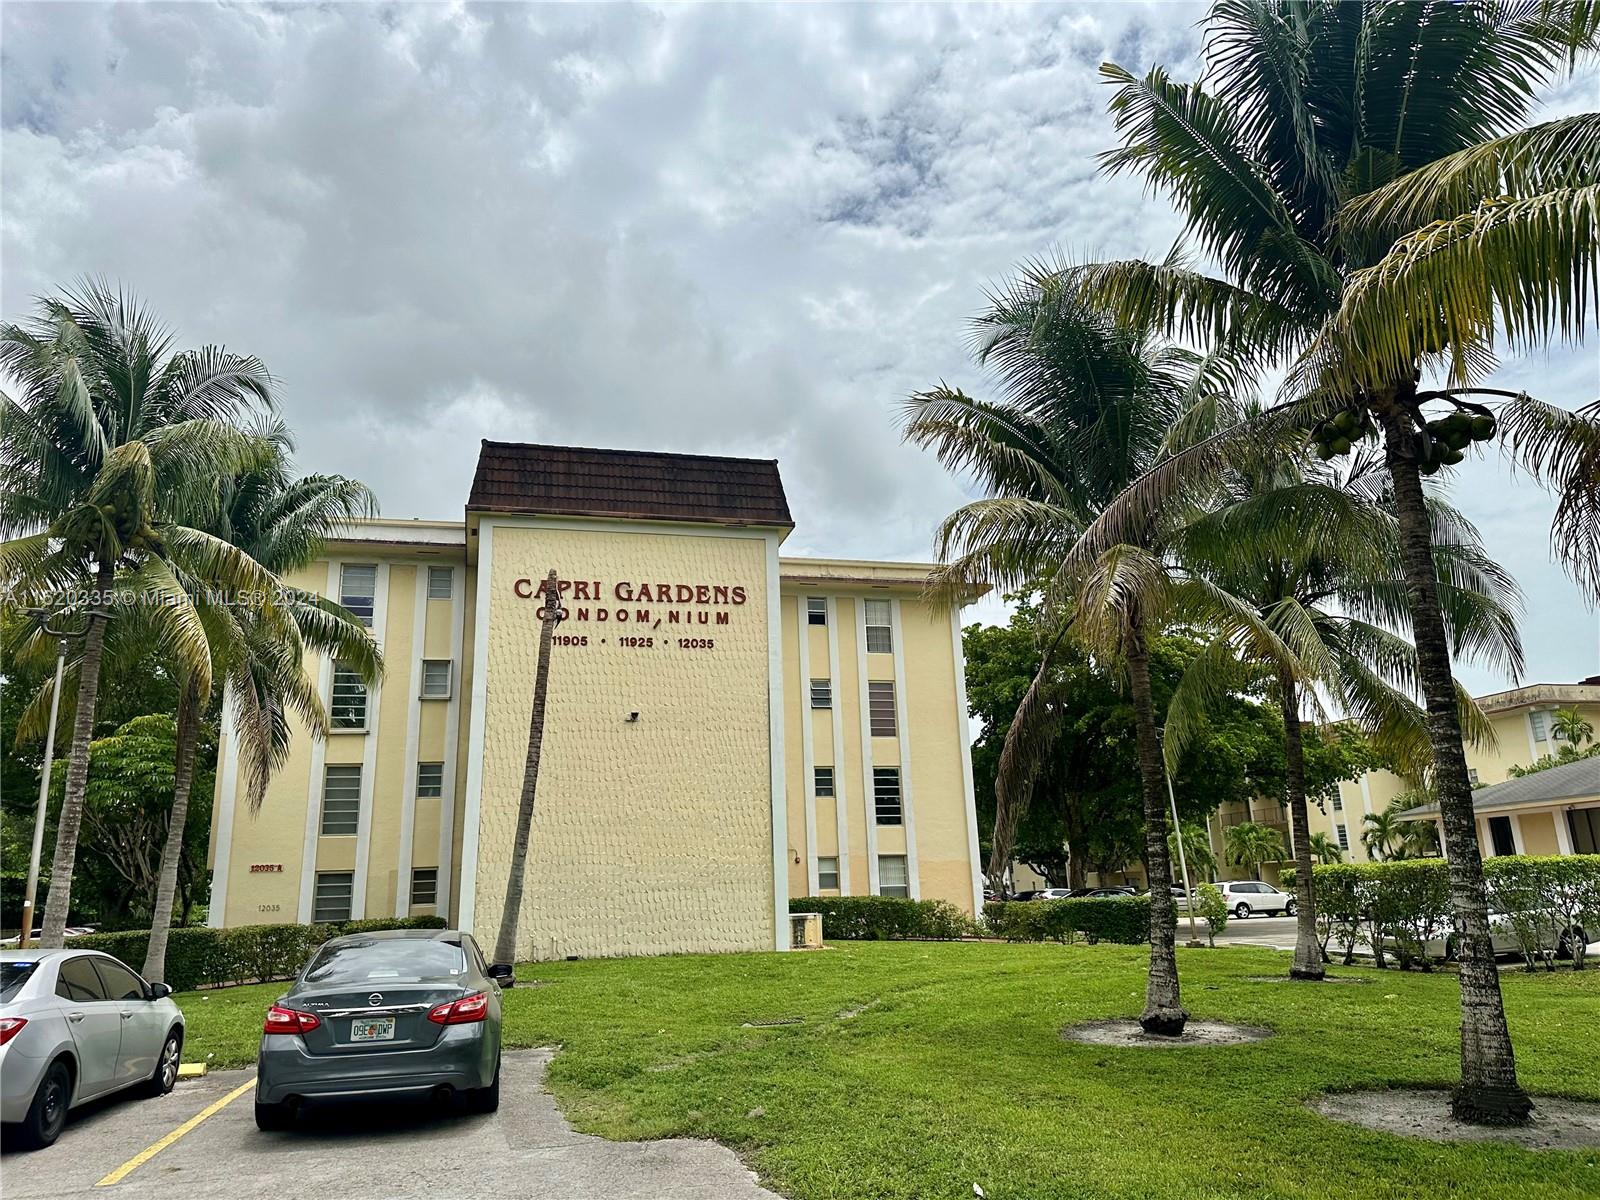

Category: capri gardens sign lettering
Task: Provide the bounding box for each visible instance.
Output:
[511,576,747,628]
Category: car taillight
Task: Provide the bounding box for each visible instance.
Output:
[0,1017,27,1046]
[263,1005,321,1035]
[428,991,489,1026]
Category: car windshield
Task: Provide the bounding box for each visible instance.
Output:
[303,940,466,985]
[1,961,38,1002]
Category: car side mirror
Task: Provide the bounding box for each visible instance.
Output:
[486,962,514,989]
[148,982,173,1000]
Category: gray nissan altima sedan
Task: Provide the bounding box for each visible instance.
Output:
[254,929,504,1131]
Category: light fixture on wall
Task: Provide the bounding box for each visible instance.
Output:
[626,711,639,722]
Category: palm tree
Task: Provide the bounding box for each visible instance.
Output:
[1552,707,1595,747]
[138,423,380,982]
[1361,806,1407,862]
[1164,446,1522,979]
[494,569,562,968]
[903,273,1307,1036]
[1225,821,1286,878]
[1168,822,1217,881]
[1,281,274,946]
[1307,831,1344,865]
[1062,3,1599,1123]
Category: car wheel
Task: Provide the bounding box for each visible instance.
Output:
[1233,903,1251,920]
[16,1060,72,1150]
[254,1100,294,1132]
[144,1030,182,1097]
[467,1058,501,1114]
[1284,900,1297,917]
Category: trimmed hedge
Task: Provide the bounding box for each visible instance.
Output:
[1293,856,1600,970]
[63,916,448,991]
[788,896,975,940]
[982,896,1151,945]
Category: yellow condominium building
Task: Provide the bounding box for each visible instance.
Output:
[1316,681,1600,860]
[208,442,985,959]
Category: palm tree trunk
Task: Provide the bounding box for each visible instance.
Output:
[1125,616,1187,1035]
[493,570,561,967]
[1278,668,1323,981]
[39,561,114,948]
[1380,402,1532,1125]
[143,682,201,983]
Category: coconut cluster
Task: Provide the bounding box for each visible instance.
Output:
[1310,407,1376,460]
[1416,410,1496,476]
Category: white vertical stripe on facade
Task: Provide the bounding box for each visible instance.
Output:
[299,559,341,922]
[854,597,879,894]
[825,596,850,894]
[765,532,791,950]
[436,563,465,922]
[795,596,819,894]
[350,562,390,919]
[1509,814,1527,855]
[888,599,920,898]
[949,606,983,917]
[1554,808,1575,854]
[1526,712,1541,762]
[458,522,496,935]
[207,685,238,928]
[395,565,429,916]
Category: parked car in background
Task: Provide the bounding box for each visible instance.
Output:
[1214,880,1295,918]
[0,948,184,1149]
[254,928,504,1131]
[1008,891,1044,902]
[1397,909,1589,962]
[1,927,97,949]
[1080,887,1138,899]
[1038,888,1074,900]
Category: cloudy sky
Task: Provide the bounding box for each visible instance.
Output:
[4,2,1596,694]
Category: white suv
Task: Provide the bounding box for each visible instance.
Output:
[1215,880,1295,918]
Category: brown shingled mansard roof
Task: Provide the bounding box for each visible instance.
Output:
[466,441,794,529]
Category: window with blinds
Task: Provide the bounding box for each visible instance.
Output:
[806,597,827,626]
[320,765,362,835]
[810,678,832,709]
[340,564,377,626]
[863,599,892,654]
[817,857,840,890]
[330,664,368,728]
[416,762,444,798]
[873,767,902,825]
[421,659,452,698]
[427,566,453,600]
[411,868,438,907]
[868,680,897,737]
[877,854,909,898]
[313,872,354,922]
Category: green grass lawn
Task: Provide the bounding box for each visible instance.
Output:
[176,942,1600,1199]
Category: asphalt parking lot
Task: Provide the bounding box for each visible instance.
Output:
[1,1050,778,1200]
[1204,914,1303,951]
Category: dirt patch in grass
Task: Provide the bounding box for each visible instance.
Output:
[1060,1019,1273,1048]
[1316,1089,1600,1150]
[1244,974,1371,985]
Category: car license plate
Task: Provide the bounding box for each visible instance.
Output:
[350,1017,395,1042]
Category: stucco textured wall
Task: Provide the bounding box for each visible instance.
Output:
[472,522,776,960]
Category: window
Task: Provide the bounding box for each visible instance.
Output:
[807,597,827,626]
[878,854,909,898]
[1571,807,1600,855]
[813,766,835,797]
[868,680,897,737]
[810,678,832,709]
[864,599,892,654]
[421,659,452,699]
[411,868,438,907]
[55,956,108,1002]
[340,564,377,626]
[817,857,840,890]
[1487,815,1516,857]
[1336,824,1349,850]
[1468,768,1480,786]
[313,872,354,923]
[873,767,903,826]
[427,566,453,600]
[92,958,146,1001]
[331,664,368,729]
[1332,792,1343,812]
[417,762,444,798]
[321,765,362,835]
[1530,710,1552,743]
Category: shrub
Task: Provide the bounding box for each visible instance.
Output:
[981,897,1150,946]
[788,896,975,941]
[64,915,448,990]
[1194,884,1227,947]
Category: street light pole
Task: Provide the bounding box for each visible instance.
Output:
[18,637,69,952]
[1165,766,1205,948]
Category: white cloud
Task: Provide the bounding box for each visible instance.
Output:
[3,0,1594,690]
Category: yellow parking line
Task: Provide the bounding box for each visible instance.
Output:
[95,1077,256,1187]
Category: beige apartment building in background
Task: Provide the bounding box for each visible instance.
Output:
[207,442,985,958]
